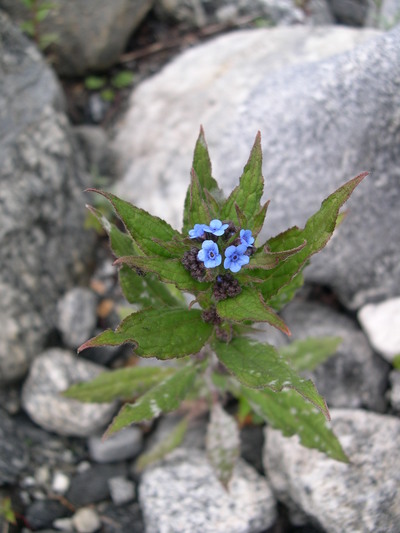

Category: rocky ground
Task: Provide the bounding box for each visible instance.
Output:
[1,1,400,532]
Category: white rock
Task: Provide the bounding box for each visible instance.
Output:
[52,470,71,494]
[108,476,136,506]
[72,507,101,533]
[22,349,116,437]
[264,409,400,532]
[358,297,400,361]
[139,448,276,533]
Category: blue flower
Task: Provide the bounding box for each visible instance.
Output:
[204,219,229,237]
[224,244,249,273]
[197,240,222,268]
[189,223,207,239]
[240,229,255,247]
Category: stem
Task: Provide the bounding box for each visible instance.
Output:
[32,0,41,47]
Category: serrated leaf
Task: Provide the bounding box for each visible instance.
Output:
[221,132,264,228]
[63,366,175,403]
[246,240,306,270]
[119,266,183,308]
[183,127,221,233]
[279,337,342,372]
[87,189,181,257]
[266,271,304,311]
[136,417,189,471]
[213,337,330,419]
[252,200,270,238]
[115,255,210,293]
[105,364,198,436]
[188,168,212,226]
[206,404,240,488]
[79,308,213,360]
[216,288,290,335]
[89,206,182,308]
[238,385,348,462]
[259,172,368,302]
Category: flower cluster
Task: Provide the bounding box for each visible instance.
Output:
[188,219,254,274]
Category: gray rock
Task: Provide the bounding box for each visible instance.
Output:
[0,0,154,76]
[108,476,136,506]
[72,507,101,533]
[113,25,398,310]
[57,287,98,349]
[74,125,119,179]
[139,448,276,533]
[88,427,143,463]
[66,463,128,507]
[0,408,28,485]
[97,502,144,533]
[358,297,400,362]
[389,370,400,412]
[281,300,389,412]
[25,500,71,531]
[21,349,116,436]
[327,0,374,25]
[0,13,94,384]
[264,409,400,533]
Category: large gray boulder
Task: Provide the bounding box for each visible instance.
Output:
[0,0,154,76]
[0,13,94,383]
[114,26,400,310]
[264,409,400,532]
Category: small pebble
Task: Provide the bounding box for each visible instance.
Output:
[108,476,136,506]
[72,507,101,533]
[53,517,74,531]
[88,427,143,463]
[52,471,70,494]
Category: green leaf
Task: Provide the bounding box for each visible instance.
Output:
[101,88,115,102]
[213,337,330,419]
[36,7,52,21]
[188,168,212,227]
[105,363,198,436]
[21,0,34,7]
[38,32,58,50]
[221,132,264,228]
[183,127,221,233]
[238,385,348,462]
[206,404,240,488]
[115,255,209,293]
[79,308,213,360]
[87,189,181,257]
[266,271,304,311]
[63,366,175,403]
[84,76,106,90]
[88,206,182,308]
[392,354,400,369]
[259,172,368,302]
[0,498,17,525]
[20,20,34,36]
[279,337,342,372]
[216,288,290,335]
[246,241,306,270]
[135,417,189,471]
[111,70,134,89]
[252,200,270,238]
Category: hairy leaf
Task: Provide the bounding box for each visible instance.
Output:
[247,241,306,270]
[63,366,175,403]
[259,172,368,301]
[206,404,240,488]
[213,337,330,419]
[105,364,198,436]
[135,417,189,471]
[88,206,182,307]
[115,255,210,293]
[216,288,290,335]
[266,271,304,311]
[238,386,348,462]
[279,337,342,372]
[183,127,221,233]
[79,308,213,360]
[87,189,181,257]
[221,132,264,228]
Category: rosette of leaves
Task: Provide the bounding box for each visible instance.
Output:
[65,128,367,486]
